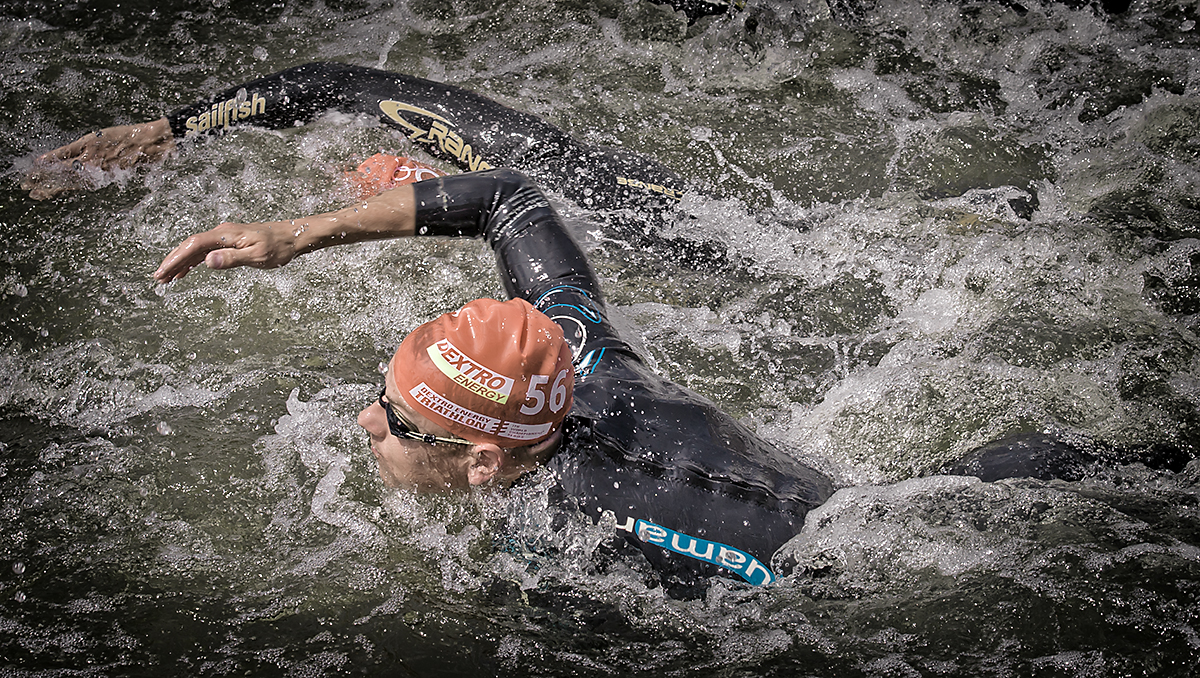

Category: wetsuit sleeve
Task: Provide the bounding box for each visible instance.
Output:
[410,169,632,360]
[165,62,355,138]
[164,62,685,214]
[164,62,553,167]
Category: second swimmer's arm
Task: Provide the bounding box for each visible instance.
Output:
[153,185,416,283]
[29,63,374,201]
[154,169,603,308]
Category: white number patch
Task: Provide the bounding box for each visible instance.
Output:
[519,369,570,416]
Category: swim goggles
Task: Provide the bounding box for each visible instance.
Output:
[378,388,474,446]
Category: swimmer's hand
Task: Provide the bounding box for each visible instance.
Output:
[23,118,175,200]
[154,186,418,283]
[154,221,301,283]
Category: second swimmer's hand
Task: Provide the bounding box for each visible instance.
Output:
[154,222,299,283]
[154,187,418,283]
[23,118,175,201]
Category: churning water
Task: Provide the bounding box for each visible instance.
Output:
[2,0,1200,675]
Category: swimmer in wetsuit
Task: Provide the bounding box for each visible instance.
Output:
[149,169,832,590]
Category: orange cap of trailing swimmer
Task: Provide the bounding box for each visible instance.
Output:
[391,298,574,447]
[345,153,446,199]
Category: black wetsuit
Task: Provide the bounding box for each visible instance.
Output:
[411,168,833,588]
[165,62,685,215]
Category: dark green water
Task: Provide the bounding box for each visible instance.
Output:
[2,0,1199,675]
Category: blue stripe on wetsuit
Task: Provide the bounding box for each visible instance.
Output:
[623,517,775,586]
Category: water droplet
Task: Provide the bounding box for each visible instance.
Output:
[156,421,173,436]
[12,562,25,575]
[14,592,25,602]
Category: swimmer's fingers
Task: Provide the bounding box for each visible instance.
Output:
[20,172,74,201]
[28,119,174,200]
[154,222,297,283]
[39,119,173,168]
[37,133,101,165]
[154,228,231,283]
[22,153,95,201]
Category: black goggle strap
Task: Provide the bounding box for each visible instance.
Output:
[378,388,473,446]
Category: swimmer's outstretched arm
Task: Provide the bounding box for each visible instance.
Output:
[157,168,626,364]
[153,185,416,283]
[155,169,603,305]
[28,62,685,214]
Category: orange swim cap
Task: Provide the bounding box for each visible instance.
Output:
[346,153,447,199]
[391,298,574,448]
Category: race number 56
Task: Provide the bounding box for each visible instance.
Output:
[520,369,570,415]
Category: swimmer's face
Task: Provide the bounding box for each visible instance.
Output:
[356,359,474,492]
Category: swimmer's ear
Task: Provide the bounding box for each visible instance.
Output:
[466,444,503,486]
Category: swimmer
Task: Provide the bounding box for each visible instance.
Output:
[151,168,831,591]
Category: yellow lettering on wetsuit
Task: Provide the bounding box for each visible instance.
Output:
[617,176,684,201]
[184,92,267,135]
[378,100,495,172]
